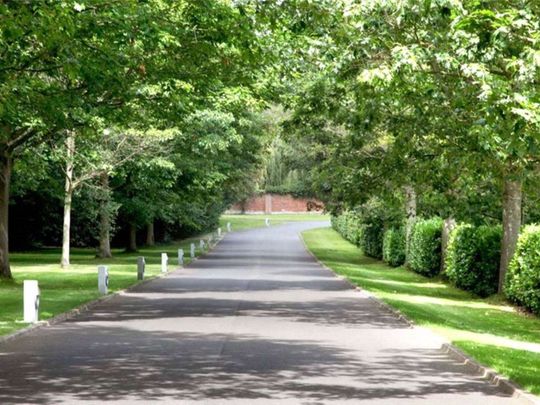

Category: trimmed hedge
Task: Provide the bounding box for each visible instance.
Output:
[445,224,501,297]
[332,211,362,246]
[383,227,406,267]
[332,211,384,258]
[360,222,384,259]
[408,218,443,277]
[505,225,540,315]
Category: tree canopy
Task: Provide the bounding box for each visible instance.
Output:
[2,0,540,294]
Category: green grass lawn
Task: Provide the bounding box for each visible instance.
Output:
[302,227,540,396]
[0,236,212,337]
[220,213,330,231]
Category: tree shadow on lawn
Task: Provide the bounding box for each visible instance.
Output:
[0,326,511,404]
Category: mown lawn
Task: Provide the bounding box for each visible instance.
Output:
[0,236,211,337]
[220,213,329,231]
[302,227,540,396]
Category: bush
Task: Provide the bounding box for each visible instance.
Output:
[332,203,386,259]
[360,222,384,259]
[445,224,501,297]
[505,225,540,315]
[332,211,362,246]
[383,227,406,267]
[408,218,443,277]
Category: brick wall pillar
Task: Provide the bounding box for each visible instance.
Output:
[265,194,272,214]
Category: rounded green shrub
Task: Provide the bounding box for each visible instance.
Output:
[383,227,406,267]
[408,218,443,277]
[360,222,384,259]
[505,225,540,315]
[332,206,387,258]
[445,224,501,297]
[332,211,362,246]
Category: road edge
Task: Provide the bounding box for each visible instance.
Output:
[298,227,540,405]
[0,233,226,347]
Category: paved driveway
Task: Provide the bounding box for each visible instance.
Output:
[0,222,521,404]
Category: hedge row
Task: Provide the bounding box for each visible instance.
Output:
[331,211,383,259]
[333,212,540,314]
[408,218,443,277]
[383,227,406,267]
[331,211,362,246]
[506,225,540,315]
[445,224,502,297]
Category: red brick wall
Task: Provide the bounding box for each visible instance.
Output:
[241,195,266,212]
[228,194,324,214]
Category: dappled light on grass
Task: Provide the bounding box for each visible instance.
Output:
[303,227,540,395]
[456,341,540,393]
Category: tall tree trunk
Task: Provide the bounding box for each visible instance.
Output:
[61,132,75,268]
[0,151,12,278]
[127,223,137,252]
[146,221,155,246]
[97,172,112,258]
[499,178,522,293]
[404,185,417,264]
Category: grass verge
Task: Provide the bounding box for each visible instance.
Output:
[220,213,329,232]
[0,236,211,337]
[302,227,540,396]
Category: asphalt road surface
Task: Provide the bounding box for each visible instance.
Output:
[0,222,523,404]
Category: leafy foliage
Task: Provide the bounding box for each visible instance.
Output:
[445,224,501,297]
[331,211,362,246]
[332,202,387,259]
[383,228,406,267]
[505,225,540,315]
[408,218,443,277]
[359,222,384,260]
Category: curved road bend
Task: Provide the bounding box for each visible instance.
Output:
[0,222,522,404]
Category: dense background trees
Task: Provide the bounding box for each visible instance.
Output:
[278,0,540,299]
[3,0,540,311]
[0,0,281,277]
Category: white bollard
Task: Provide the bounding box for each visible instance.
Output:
[98,265,109,295]
[265,218,270,227]
[161,253,168,273]
[23,280,40,323]
[227,222,231,232]
[217,228,222,237]
[178,248,184,266]
[190,243,195,259]
[137,256,145,280]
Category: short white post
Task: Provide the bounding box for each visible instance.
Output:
[23,280,40,323]
[98,265,109,295]
[178,248,184,266]
[190,243,195,258]
[199,239,205,251]
[217,227,222,237]
[265,217,270,227]
[137,256,145,280]
[227,222,231,232]
[161,253,168,273]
